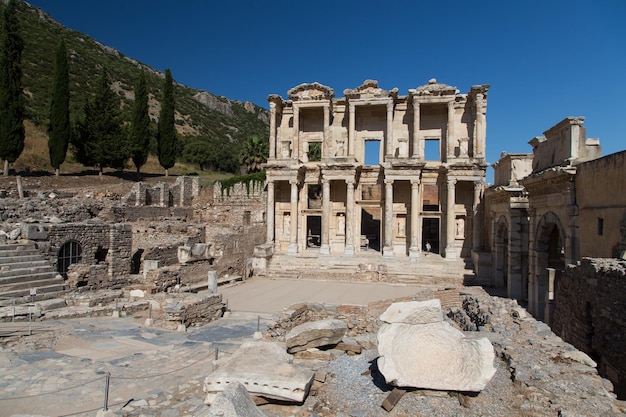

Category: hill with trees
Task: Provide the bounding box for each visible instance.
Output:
[5,0,269,175]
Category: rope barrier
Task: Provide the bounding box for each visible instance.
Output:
[0,376,104,401]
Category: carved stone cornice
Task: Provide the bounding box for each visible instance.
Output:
[287,82,335,101]
[521,167,576,196]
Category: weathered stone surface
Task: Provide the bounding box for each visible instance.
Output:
[204,341,314,403]
[285,318,347,353]
[377,300,496,392]
[200,382,267,417]
[379,299,442,324]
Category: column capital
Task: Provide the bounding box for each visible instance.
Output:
[349,103,356,112]
[384,178,394,185]
[289,179,299,185]
[345,178,355,185]
[410,178,421,186]
[447,178,457,186]
[474,180,483,187]
[269,101,277,110]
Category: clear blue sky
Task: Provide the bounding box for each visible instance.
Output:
[26,0,626,181]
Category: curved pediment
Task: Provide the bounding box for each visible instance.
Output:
[344,79,398,99]
[287,82,335,101]
[414,78,459,96]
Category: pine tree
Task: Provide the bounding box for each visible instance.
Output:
[73,68,127,174]
[157,68,177,176]
[0,0,25,176]
[48,39,70,176]
[129,70,150,177]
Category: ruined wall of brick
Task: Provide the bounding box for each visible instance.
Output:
[65,263,136,292]
[47,223,133,279]
[552,257,626,398]
[125,176,201,208]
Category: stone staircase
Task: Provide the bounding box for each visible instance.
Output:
[0,242,68,307]
[265,250,476,288]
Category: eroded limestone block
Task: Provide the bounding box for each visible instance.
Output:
[204,341,314,404]
[379,299,442,325]
[285,318,347,353]
[202,382,267,417]
[377,300,496,392]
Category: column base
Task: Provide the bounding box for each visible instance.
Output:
[383,246,394,258]
[344,245,355,256]
[409,247,420,261]
[320,244,330,255]
[445,246,458,259]
[287,243,298,255]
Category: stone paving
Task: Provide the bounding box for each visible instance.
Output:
[0,312,267,417]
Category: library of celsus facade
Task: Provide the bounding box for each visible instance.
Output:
[264,79,489,259]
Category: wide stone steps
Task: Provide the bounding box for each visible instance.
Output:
[266,252,476,287]
[0,242,68,307]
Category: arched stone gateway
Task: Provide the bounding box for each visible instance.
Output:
[57,240,83,279]
[531,211,566,323]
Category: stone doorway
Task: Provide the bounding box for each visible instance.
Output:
[306,215,321,248]
[495,220,509,289]
[422,218,440,254]
[361,207,381,252]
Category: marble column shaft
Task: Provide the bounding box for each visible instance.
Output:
[266,181,275,243]
[384,179,394,254]
[446,178,457,256]
[269,102,276,159]
[446,100,455,159]
[292,106,299,159]
[323,104,330,159]
[348,104,355,158]
[320,180,331,254]
[345,179,355,255]
[386,101,394,157]
[410,179,420,252]
[412,99,420,158]
[288,180,298,253]
[472,181,483,251]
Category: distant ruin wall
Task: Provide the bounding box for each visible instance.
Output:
[552,258,626,399]
[207,181,266,228]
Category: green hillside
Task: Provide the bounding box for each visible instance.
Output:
[9,0,269,172]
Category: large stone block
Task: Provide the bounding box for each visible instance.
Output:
[377,300,496,392]
[379,299,442,325]
[204,341,314,404]
[201,382,267,417]
[285,318,347,353]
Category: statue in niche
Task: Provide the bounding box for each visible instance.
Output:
[337,214,345,235]
[458,138,469,157]
[281,141,291,159]
[283,213,290,238]
[397,218,406,237]
[398,138,408,158]
[335,140,345,157]
[455,217,465,238]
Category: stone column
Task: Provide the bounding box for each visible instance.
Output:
[348,103,355,158]
[266,181,275,244]
[446,100,455,161]
[323,104,330,159]
[288,180,299,254]
[386,101,394,158]
[445,178,457,258]
[409,179,421,260]
[412,98,420,158]
[383,179,394,257]
[292,105,299,159]
[269,101,276,159]
[475,93,486,158]
[472,180,483,251]
[345,179,355,255]
[320,179,331,255]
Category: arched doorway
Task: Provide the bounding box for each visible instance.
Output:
[57,240,82,279]
[533,212,565,322]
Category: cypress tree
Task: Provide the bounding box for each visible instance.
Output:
[48,39,70,176]
[74,68,127,174]
[0,0,25,176]
[129,70,150,177]
[157,68,177,176]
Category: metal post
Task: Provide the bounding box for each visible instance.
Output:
[149,303,152,319]
[215,347,219,361]
[257,315,260,332]
[28,308,32,336]
[103,371,111,411]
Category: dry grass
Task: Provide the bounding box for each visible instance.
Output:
[10,121,231,185]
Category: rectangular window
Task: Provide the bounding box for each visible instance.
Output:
[598,218,604,235]
[424,138,440,161]
[365,140,381,165]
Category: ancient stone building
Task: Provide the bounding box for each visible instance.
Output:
[264,79,489,260]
